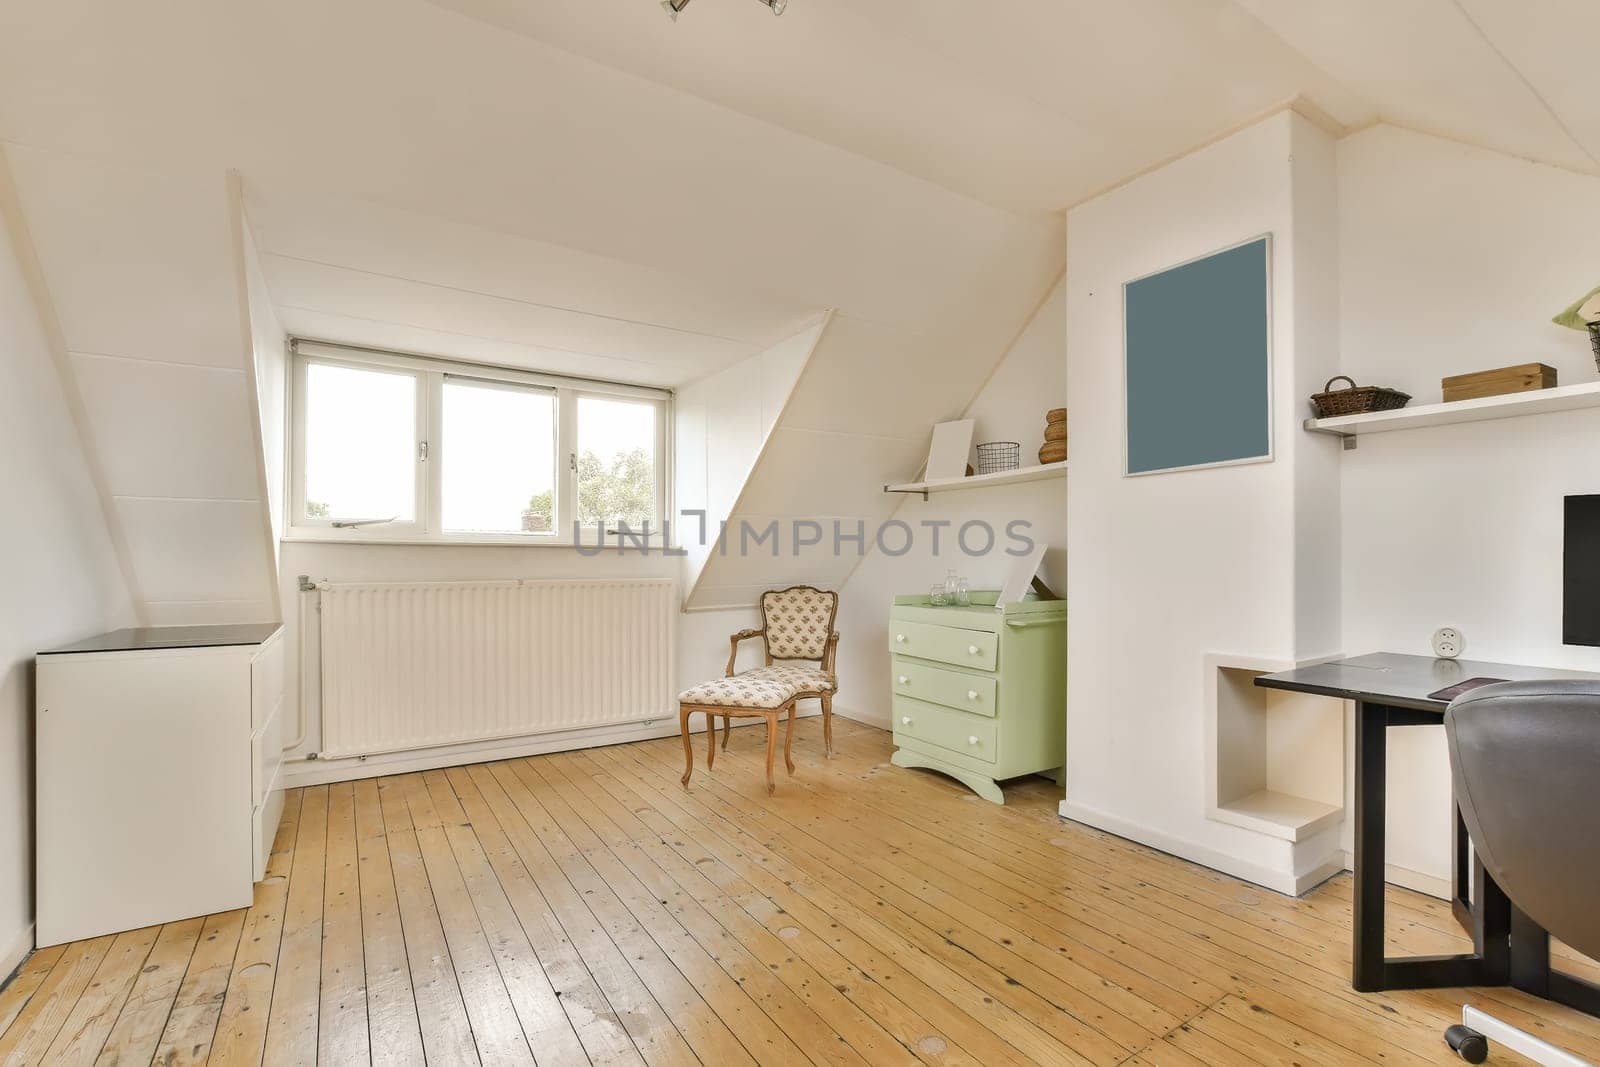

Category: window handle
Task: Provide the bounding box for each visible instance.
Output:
[331,516,398,529]
[418,440,429,461]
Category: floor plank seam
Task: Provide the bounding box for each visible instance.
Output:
[1112,991,1236,1065]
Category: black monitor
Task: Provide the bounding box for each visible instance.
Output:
[1564,495,1600,647]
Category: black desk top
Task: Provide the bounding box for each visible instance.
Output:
[40,623,282,656]
[1255,652,1600,713]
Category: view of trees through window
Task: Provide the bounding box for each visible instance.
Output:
[523,446,655,532]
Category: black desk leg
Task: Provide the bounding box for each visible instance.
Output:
[1510,905,1550,997]
[1471,857,1510,983]
[1451,798,1473,932]
[1353,701,1508,992]
[1353,700,1387,992]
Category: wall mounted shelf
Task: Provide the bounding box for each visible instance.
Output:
[884,460,1068,499]
[1305,380,1600,447]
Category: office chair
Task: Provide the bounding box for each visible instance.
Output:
[1444,680,1600,1065]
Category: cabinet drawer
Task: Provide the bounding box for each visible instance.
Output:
[251,702,283,809]
[892,696,997,764]
[887,620,997,672]
[891,660,996,718]
[251,633,285,732]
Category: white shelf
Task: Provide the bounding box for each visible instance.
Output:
[885,460,1068,497]
[1211,789,1344,843]
[1305,380,1600,438]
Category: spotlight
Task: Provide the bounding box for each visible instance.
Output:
[661,0,691,19]
[758,0,787,12]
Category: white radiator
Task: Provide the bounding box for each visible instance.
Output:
[314,578,675,759]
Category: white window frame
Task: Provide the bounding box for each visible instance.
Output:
[288,341,671,546]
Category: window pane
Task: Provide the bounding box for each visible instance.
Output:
[576,396,658,529]
[442,380,556,534]
[303,363,417,521]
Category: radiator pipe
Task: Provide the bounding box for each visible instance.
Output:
[284,575,320,752]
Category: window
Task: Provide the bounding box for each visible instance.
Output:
[301,362,421,529]
[442,378,556,535]
[290,342,669,543]
[575,395,659,530]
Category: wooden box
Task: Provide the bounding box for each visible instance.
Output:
[1441,362,1557,403]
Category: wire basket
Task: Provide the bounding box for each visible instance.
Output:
[976,441,1020,474]
[1589,323,1600,372]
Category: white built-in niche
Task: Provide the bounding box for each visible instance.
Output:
[1204,654,1345,842]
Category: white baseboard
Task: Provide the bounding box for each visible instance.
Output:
[0,922,34,987]
[834,703,888,730]
[1339,850,1452,901]
[1057,798,1455,901]
[1059,798,1305,897]
[284,707,820,787]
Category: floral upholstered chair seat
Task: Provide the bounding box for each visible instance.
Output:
[677,674,798,708]
[739,663,836,694]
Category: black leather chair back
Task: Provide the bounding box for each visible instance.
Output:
[1446,679,1600,960]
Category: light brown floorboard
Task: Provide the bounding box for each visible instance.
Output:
[0,718,1596,1064]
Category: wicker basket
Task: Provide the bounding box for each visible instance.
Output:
[1589,323,1600,372]
[1310,375,1411,419]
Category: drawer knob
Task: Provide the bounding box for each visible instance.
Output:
[895,633,907,643]
[968,644,980,655]
[901,715,912,726]
[967,735,979,746]
[897,675,909,685]
[967,689,979,700]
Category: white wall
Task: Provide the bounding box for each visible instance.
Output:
[0,211,134,973]
[1062,112,1343,889]
[1336,125,1600,883]
[834,278,1068,726]
[0,144,278,625]
[239,210,287,567]
[676,318,823,587]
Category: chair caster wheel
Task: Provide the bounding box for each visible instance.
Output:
[1444,1024,1488,1064]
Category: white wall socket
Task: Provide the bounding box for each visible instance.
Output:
[1432,626,1464,659]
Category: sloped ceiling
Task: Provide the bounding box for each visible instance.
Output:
[1236,0,1600,175]
[5,0,1600,612]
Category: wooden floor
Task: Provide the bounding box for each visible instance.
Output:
[3,719,1599,1066]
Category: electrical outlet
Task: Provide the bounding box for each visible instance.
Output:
[1432,626,1465,660]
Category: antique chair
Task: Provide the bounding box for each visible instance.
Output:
[677,586,840,795]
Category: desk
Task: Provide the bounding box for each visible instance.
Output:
[1256,653,1600,998]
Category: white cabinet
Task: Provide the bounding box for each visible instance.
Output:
[36,624,285,947]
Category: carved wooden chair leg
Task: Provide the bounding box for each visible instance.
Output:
[721,713,731,750]
[679,704,694,788]
[705,710,717,769]
[764,710,779,795]
[784,701,797,775]
[820,693,834,756]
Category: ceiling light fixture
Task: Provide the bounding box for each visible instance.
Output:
[662,0,786,20]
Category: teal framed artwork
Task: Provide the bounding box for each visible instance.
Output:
[1124,236,1272,476]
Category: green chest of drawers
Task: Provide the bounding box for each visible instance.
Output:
[888,593,1066,804]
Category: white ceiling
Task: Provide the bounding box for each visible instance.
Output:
[4,1,1598,385]
[245,187,822,387]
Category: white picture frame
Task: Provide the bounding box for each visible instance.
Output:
[925,419,975,481]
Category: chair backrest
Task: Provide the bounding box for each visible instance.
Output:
[759,586,838,661]
[1446,679,1600,960]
